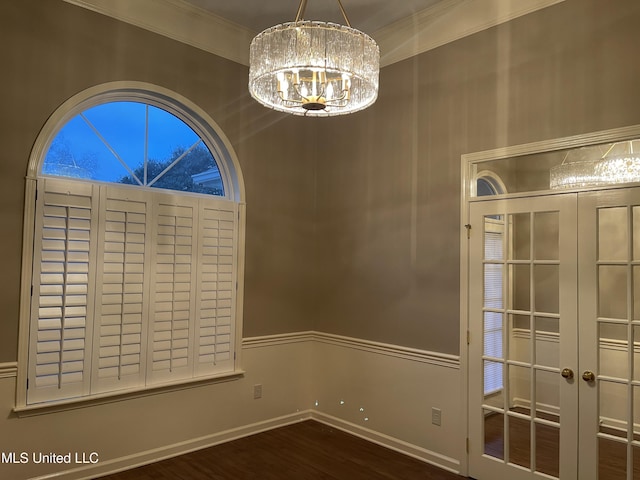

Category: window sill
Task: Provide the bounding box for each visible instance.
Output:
[13,370,245,417]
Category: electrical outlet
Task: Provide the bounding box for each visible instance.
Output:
[253,384,262,399]
[432,407,442,426]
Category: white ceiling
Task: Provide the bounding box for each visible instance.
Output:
[182,0,445,35]
[64,0,565,67]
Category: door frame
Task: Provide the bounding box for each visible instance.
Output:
[459,124,640,478]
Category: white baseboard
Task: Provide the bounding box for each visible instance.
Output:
[29,409,462,479]
[599,415,640,437]
[310,411,461,475]
[512,397,560,418]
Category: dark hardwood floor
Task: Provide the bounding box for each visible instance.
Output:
[98,420,466,480]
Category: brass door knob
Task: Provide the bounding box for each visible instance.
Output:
[561,368,574,379]
[582,370,596,382]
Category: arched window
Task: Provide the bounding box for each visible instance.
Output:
[18,83,245,407]
[42,101,225,196]
[475,171,506,197]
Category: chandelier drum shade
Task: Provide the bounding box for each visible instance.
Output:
[248,0,380,117]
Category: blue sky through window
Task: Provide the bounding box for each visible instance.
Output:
[43,101,223,196]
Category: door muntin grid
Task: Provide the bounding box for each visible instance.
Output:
[481,210,562,477]
[595,205,640,479]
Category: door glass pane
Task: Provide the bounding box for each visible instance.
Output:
[510,213,530,260]
[508,314,530,362]
[509,365,530,410]
[599,266,628,319]
[484,264,503,309]
[598,207,628,262]
[634,385,640,440]
[633,206,640,261]
[599,322,628,380]
[599,437,627,480]
[508,414,531,469]
[634,326,640,382]
[599,381,628,437]
[484,360,504,400]
[633,445,640,480]
[535,369,559,419]
[484,311,503,359]
[535,423,559,478]
[485,216,504,260]
[535,317,559,369]
[511,264,530,311]
[633,266,640,320]
[484,409,504,460]
[534,264,559,314]
[534,211,559,261]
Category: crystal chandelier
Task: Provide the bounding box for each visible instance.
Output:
[248,0,380,117]
[550,141,640,189]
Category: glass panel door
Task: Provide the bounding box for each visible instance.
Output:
[578,187,640,480]
[468,194,578,480]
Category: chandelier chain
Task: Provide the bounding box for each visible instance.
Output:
[294,0,352,27]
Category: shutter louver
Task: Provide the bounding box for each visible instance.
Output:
[149,199,196,383]
[196,202,237,375]
[28,179,95,404]
[92,188,148,393]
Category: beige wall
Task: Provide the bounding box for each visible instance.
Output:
[3,0,639,362]
[0,0,317,362]
[0,340,315,480]
[1,0,640,478]
[314,0,640,353]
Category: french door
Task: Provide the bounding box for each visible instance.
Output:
[468,187,640,480]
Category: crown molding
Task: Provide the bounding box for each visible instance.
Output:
[62,0,255,66]
[63,0,564,68]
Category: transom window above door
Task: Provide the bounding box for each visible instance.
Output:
[42,101,224,196]
[466,132,640,197]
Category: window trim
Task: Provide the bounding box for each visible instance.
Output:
[28,82,244,202]
[16,81,246,410]
[473,170,507,197]
[475,172,507,397]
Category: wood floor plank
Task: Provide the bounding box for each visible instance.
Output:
[98,420,466,480]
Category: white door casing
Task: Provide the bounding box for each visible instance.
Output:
[468,187,640,480]
[468,193,578,479]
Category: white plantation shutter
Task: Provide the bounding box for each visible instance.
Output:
[196,201,238,376]
[28,179,97,404]
[92,186,150,393]
[28,182,240,404]
[149,197,198,383]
